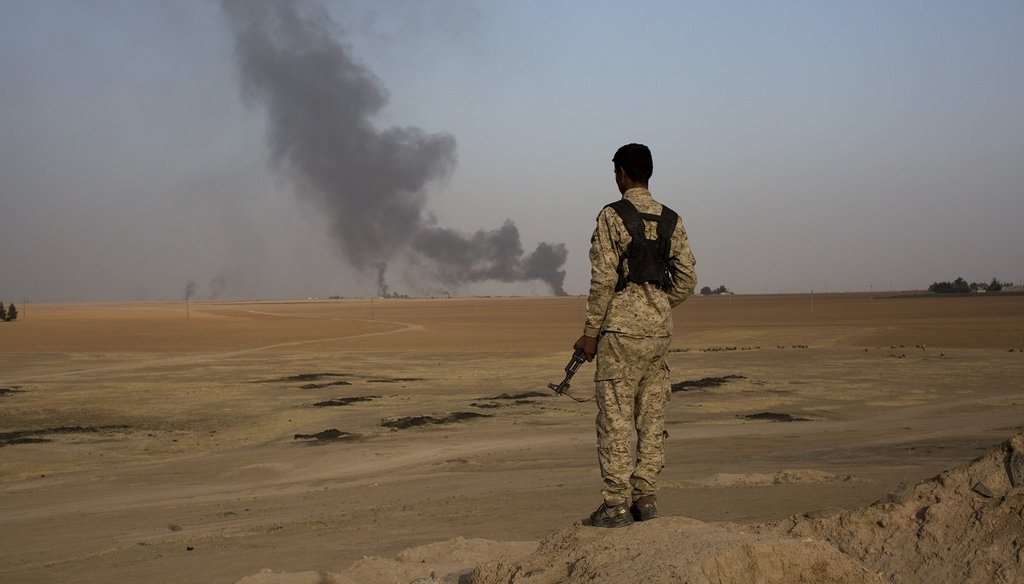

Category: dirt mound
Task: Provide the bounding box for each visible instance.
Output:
[468,517,882,584]
[347,537,536,584]
[762,433,1024,583]
[469,434,1024,583]
[236,434,1024,584]
[235,538,535,584]
[235,570,355,584]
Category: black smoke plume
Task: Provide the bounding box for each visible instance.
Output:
[208,273,227,300]
[414,221,567,295]
[220,0,567,296]
[184,280,198,302]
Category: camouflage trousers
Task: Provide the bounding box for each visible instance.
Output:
[594,332,672,506]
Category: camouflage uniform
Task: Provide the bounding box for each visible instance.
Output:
[584,187,696,506]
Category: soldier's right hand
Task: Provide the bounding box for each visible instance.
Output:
[573,335,598,362]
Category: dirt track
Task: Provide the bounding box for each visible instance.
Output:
[1,293,1022,583]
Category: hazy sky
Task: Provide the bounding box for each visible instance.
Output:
[2,0,1022,302]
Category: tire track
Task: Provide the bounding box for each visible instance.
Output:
[5,318,424,384]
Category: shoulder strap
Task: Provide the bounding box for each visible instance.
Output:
[605,199,646,241]
[606,199,678,243]
[656,205,678,246]
[604,200,641,292]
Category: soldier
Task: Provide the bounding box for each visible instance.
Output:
[573,143,696,528]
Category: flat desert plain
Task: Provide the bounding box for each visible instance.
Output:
[1,293,1023,583]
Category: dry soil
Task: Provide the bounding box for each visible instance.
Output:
[1,293,1022,583]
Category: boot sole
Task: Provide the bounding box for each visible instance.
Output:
[591,514,634,528]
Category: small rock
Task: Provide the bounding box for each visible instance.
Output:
[1009,450,1024,488]
[884,480,912,504]
[972,482,994,498]
[914,506,930,522]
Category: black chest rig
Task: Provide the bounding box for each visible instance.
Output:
[604,199,678,292]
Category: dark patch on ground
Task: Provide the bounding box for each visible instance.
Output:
[694,346,761,353]
[310,396,378,407]
[367,377,423,383]
[381,412,492,430]
[671,375,746,393]
[479,391,550,400]
[741,412,810,422]
[299,380,352,390]
[255,373,349,384]
[0,425,131,447]
[293,428,357,442]
[470,391,550,409]
[0,387,23,396]
[470,398,539,409]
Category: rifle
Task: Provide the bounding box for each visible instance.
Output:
[547,351,591,402]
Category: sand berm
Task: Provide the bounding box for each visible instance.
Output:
[238,433,1024,584]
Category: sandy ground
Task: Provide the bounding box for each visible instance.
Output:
[1,293,1022,583]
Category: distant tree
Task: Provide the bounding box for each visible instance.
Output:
[988,278,1003,292]
[929,277,971,294]
[700,285,731,296]
[0,302,5,321]
[5,303,15,321]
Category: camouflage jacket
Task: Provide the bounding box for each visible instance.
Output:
[583,188,696,338]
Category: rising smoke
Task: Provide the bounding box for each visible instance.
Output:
[208,273,227,301]
[184,280,198,302]
[220,0,567,296]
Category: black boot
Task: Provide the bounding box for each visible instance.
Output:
[589,502,634,528]
[630,495,658,521]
